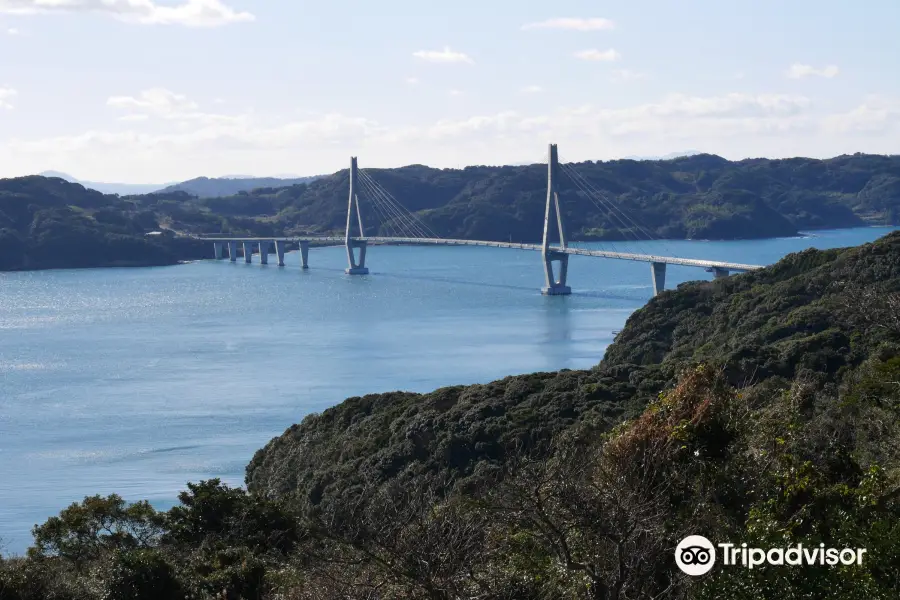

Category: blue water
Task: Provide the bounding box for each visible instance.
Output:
[0,227,896,554]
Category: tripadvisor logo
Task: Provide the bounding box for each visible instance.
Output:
[675,536,867,576]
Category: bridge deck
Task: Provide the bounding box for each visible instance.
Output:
[197,235,763,272]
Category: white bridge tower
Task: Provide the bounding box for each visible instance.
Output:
[542,143,571,295]
[345,156,369,274]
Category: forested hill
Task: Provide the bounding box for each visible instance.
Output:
[246,230,900,503]
[3,151,900,270]
[0,176,210,271]
[3,232,899,598]
[170,152,900,242]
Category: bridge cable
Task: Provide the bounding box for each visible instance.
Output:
[357,170,431,239]
[359,169,441,239]
[356,170,422,238]
[557,161,650,255]
[560,157,681,259]
[559,160,678,258]
[558,160,650,244]
[362,170,440,240]
[359,168,440,238]
[560,160,659,243]
[355,174,403,238]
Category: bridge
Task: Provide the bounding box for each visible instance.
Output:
[198,144,764,296]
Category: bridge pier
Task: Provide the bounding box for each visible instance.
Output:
[345,240,368,275]
[228,241,238,262]
[274,241,286,267]
[300,241,310,269]
[708,267,730,279]
[213,242,224,260]
[243,242,253,263]
[651,262,666,296]
[259,241,270,265]
[542,251,571,295]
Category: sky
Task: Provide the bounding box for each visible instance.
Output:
[0,0,899,183]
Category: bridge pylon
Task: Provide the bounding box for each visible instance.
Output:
[541,143,571,295]
[345,156,369,275]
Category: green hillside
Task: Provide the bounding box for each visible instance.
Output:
[164,153,900,242]
[3,152,900,271]
[3,232,898,599]
[0,177,210,271]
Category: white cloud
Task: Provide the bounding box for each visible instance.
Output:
[388,93,814,143]
[5,91,896,181]
[521,85,543,94]
[6,26,19,34]
[612,69,645,82]
[521,17,614,31]
[412,46,473,64]
[0,0,254,27]
[108,88,198,114]
[405,77,419,85]
[0,87,16,109]
[574,48,621,62]
[785,63,840,79]
[117,114,151,122]
[449,89,464,97]
[823,96,900,134]
[106,88,243,125]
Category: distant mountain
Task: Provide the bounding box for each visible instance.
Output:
[622,150,702,161]
[37,171,324,198]
[38,171,171,196]
[157,175,324,198]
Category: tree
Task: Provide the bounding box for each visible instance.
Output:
[29,495,164,571]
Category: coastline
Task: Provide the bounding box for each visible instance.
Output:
[1,224,897,273]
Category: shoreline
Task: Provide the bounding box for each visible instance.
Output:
[2,225,897,274]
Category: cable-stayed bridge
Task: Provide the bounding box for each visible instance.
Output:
[197,144,764,296]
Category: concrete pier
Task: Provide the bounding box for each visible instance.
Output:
[243,242,253,264]
[274,241,286,267]
[542,251,571,295]
[709,267,730,279]
[213,242,224,260]
[651,262,666,296]
[259,241,270,265]
[300,241,310,269]
[228,241,238,262]
[345,240,368,275]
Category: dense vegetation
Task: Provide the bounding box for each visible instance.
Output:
[2,232,899,599]
[4,152,900,270]
[0,177,211,271]
[157,153,900,242]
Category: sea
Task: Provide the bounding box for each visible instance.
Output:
[0,226,896,554]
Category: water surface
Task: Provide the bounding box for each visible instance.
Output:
[0,227,895,553]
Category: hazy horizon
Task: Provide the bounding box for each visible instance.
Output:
[2,0,898,184]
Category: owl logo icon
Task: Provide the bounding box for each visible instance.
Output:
[675,535,716,576]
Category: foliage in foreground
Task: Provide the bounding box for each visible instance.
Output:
[2,358,899,599]
[2,234,900,598]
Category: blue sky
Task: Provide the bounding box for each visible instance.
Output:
[0,0,898,182]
